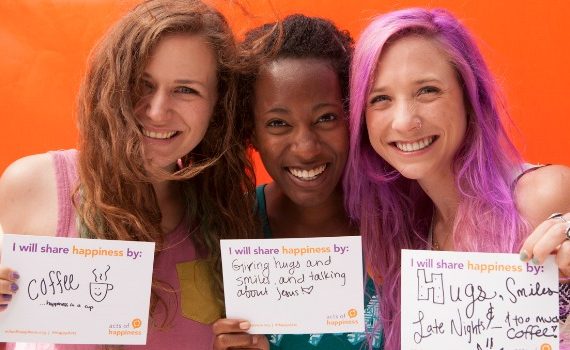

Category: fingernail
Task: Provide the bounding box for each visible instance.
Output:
[532,257,540,265]
[519,250,528,261]
[10,283,18,292]
[252,335,258,345]
[11,272,20,280]
[2,294,12,300]
[239,321,250,330]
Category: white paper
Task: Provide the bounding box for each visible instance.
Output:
[401,249,559,350]
[221,236,365,334]
[0,234,155,345]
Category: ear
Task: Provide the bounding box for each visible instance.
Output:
[250,130,259,151]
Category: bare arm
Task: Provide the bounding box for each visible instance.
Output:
[0,153,59,236]
[0,153,59,312]
[516,165,570,275]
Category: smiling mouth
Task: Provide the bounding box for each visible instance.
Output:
[393,136,437,152]
[142,128,179,140]
[287,164,327,181]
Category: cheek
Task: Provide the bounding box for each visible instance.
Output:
[365,113,384,146]
[255,135,281,168]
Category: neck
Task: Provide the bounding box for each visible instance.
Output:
[152,180,185,233]
[265,183,355,238]
[419,170,459,250]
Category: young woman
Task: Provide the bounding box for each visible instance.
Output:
[344,8,570,349]
[0,0,256,348]
[212,14,383,350]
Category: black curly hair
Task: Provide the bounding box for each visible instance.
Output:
[238,14,354,145]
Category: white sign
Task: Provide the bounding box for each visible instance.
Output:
[221,236,365,334]
[401,249,559,350]
[0,234,155,344]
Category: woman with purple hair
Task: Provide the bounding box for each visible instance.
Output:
[344,8,570,349]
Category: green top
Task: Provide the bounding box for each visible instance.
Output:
[255,184,384,350]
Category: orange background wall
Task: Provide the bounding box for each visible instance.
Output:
[1,0,568,185]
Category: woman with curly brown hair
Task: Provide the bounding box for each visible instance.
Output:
[0,0,257,348]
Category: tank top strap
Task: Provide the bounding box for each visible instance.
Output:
[255,184,272,238]
[49,149,79,237]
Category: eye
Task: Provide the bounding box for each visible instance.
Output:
[369,94,390,105]
[175,86,199,95]
[141,80,154,94]
[266,119,289,128]
[316,113,337,123]
[418,86,441,95]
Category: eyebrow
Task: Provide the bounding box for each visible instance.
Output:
[262,101,342,115]
[312,102,342,112]
[368,77,443,94]
[142,73,208,88]
[414,78,442,85]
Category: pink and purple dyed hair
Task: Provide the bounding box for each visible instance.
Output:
[343,8,529,350]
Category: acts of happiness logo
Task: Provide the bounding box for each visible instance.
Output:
[325,308,359,327]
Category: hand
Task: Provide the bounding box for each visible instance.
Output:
[520,212,570,277]
[212,319,269,350]
[0,266,19,312]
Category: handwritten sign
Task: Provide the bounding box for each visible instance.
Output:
[0,234,155,344]
[401,249,559,350]
[221,236,364,334]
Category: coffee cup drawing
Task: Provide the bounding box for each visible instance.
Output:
[90,282,114,302]
[90,265,114,302]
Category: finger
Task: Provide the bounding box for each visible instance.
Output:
[212,319,250,336]
[558,240,570,277]
[0,293,12,304]
[0,266,19,282]
[255,334,270,350]
[213,333,259,350]
[0,278,18,295]
[532,222,570,264]
[519,219,557,261]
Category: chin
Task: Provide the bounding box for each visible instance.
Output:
[393,166,426,181]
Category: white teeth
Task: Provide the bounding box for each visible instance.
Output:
[142,129,177,139]
[395,136,435,152]
[288,164,327,180]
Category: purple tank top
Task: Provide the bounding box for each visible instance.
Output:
[8,150,217,350]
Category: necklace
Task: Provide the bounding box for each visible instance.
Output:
[427,213,439,250]
[427,209,452,251]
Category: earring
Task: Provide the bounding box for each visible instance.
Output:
[177,156,194,170]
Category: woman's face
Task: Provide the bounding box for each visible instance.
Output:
[253,58,348,208]
[365,35,467,182]
[134,33,218,171]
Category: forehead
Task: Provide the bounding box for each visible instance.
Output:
[145,33,217,75]
[374,35,455,82]
[254,58,341,100]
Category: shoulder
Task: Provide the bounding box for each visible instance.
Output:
[514,164,570,227]
[0,153,59,235]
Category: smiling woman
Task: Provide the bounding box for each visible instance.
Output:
[134,33,218,172]
[0,0,257,349]
[344,8,570,350]
[211,14,383,350]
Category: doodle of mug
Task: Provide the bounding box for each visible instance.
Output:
[90,282,114,302]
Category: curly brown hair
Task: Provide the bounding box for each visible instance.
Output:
[74,0,257,322]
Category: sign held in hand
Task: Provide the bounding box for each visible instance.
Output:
[0,234,155,345]
[401,249,559,350]
[221,236,365,334]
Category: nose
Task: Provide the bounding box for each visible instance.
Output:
[145,90,171,122]
[392,100,421,132]
[290,126,321,161]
